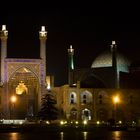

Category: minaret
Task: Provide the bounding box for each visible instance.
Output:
[0,25,8,85]
[111,41,118,88]
[68,45,74,86]
[39,26,47,84]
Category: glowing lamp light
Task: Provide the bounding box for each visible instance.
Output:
[60,121,63,125]
[118,120,122,124]
[60,120,67,125]
[83,120,87,125]
[113,95,120,104]
[11,96,17,103]
[46,121,50,124]
[96,121,100,125]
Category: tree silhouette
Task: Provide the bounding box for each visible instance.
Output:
[38,91,58,122]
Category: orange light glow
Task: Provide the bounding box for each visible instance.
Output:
[113,95,120,104]
[11,96,17,103]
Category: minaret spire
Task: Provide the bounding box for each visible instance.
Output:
[0,25,8,85]
[39,26,47,85]
[111,41,117,68]
[68,45,74,70]
[111,40,118,88]
[68,45,75,86]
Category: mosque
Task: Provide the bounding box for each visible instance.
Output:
[0,25,140,124]
[54,41,140,124]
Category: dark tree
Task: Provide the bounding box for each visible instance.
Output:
[38,91,58,122]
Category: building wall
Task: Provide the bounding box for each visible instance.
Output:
[54,85,140,124]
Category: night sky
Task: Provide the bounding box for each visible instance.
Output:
[0,7,140,86]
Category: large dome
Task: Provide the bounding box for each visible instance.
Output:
[91,51,131,72]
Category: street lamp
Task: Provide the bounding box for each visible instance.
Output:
[113,95,120,125]
[11,95,17,123]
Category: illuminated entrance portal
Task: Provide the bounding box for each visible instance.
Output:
[0,25,47,119]
[16,81,28,95]
[8,67,39,119]
[82,109,91,121]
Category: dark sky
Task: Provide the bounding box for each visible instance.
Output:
[0,7,140,86]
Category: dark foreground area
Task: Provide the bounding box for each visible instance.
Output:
[0,129,140,140]
[0,124,139,133]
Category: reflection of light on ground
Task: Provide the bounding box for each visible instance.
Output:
[10,133,18,140]
[60,132,64,140]
[113,131,121,140]
[83,132,87,140]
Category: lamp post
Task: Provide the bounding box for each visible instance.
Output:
[113,95,120,125]
[11,95,17,124]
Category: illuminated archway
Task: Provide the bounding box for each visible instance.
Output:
[8,67,39,119]
[82,108,91,120]
[16,81,28,95]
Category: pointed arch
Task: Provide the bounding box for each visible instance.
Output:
[8,66,40,119]
[8,66,39,82]
[81,90,92,104]
[69,92,77,104]
[81,108,91,120]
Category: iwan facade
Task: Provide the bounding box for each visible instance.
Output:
[0,25,47,120]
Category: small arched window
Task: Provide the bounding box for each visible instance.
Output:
[99,95,102,99]
[71,94,74,98]
[69,92,77,104]
[81,90,92,104]
[83,95,86,99]
[83,95,87,104]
